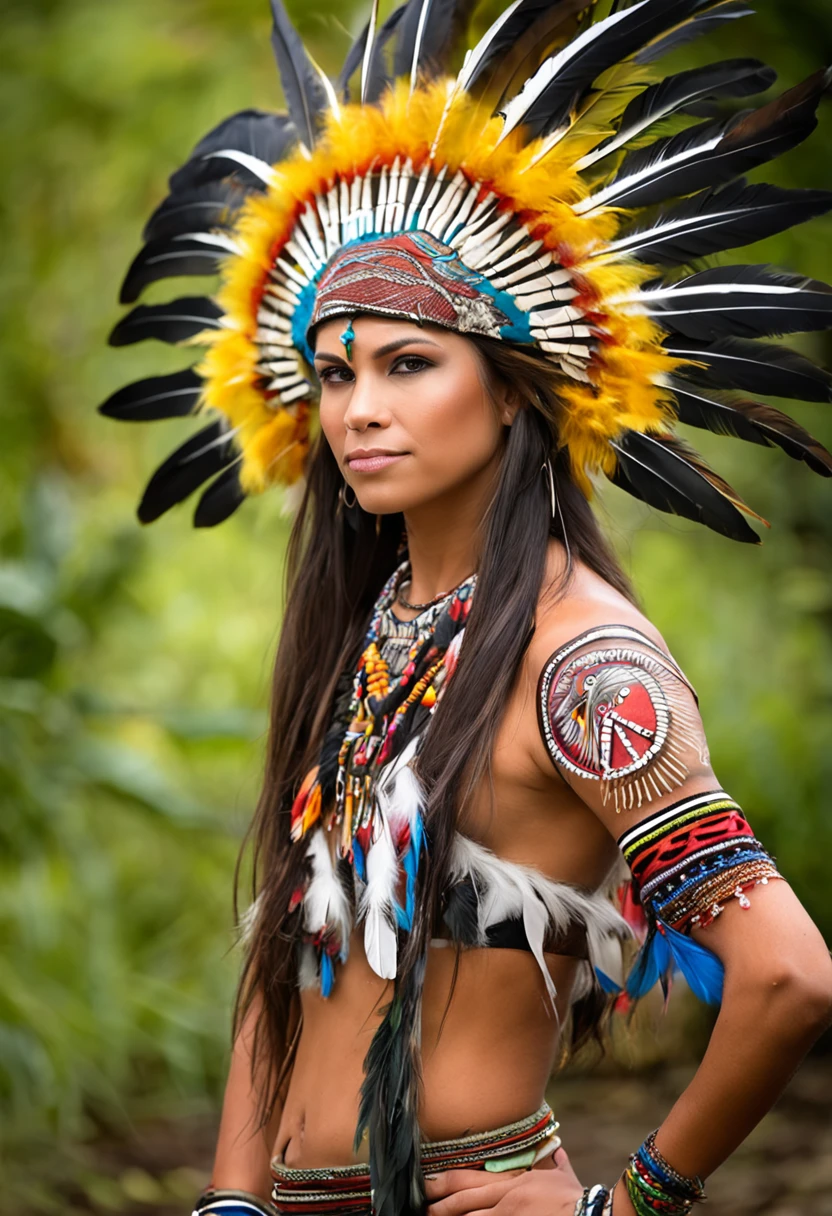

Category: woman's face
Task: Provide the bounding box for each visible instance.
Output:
[314,316,514,516]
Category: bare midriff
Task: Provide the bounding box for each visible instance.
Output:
[273,933,580,1167]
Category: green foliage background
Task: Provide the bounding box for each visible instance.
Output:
[1,0,831,1208]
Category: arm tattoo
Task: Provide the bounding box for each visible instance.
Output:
[538,625,705,812]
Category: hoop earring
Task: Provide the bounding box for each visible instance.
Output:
[339,482,357,510]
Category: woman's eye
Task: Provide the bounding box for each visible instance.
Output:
[318,366,354,385]
[391,355,432,375]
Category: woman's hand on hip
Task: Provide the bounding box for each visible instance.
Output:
[424,1147,584,1215]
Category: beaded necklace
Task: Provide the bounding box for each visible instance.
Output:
[289,560,477,992]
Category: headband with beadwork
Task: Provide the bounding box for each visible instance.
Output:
[101,0,832,538]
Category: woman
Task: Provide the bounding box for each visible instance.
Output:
[102,1,832,1213]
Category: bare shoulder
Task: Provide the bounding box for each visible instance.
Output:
[529,541,666,670]
[528,541,715,826]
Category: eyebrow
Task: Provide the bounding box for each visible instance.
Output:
[313,336,442,363]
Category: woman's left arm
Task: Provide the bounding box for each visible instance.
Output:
[536,614,832,1214]
[613,877,832,1210]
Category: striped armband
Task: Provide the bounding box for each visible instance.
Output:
[618,791,781,1004]
[619,790,780,933]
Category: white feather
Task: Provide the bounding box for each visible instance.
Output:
[303,827,353,956]
[237,892,263,946]
[409,0,434,94]
[298,942,319,990]
[404,163,431,229]
[447,834,631,1010]
[359,812,400,980]
[377,735,424,838]
[442,182,480,244]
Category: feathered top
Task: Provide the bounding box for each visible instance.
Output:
[101,0,832,540]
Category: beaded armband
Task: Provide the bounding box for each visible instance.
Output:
[193,1189,277,1216]
[619,791,781,1004]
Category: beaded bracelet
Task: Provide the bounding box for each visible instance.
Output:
[624,1131,706,1216]
[192,1188,278,1216]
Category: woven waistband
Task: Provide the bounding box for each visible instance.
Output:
[270,1103,557,1213]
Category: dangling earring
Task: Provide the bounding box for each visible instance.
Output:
[542,457,572,568]
[541,459,557,520]
[339,482,357,510]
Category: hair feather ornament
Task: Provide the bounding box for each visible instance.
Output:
[103,0,832,538]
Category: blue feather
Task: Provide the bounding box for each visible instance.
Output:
[353,836,366,882]
[320,951,335,997]
[401,811,425,930]
[595,966,623,995]
[626,920,724,1005]
[662,920,725,1005]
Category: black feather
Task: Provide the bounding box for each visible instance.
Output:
[108,298,222,347]
[194,464,247,527]
[670,380,832,476]
[168,110,296,195]
[634,0,753,64]
[646,264,832,342]
[621,58,774,129]
[336,20,370,101]
[393,0,476,84]
[442,879,480,946]
[269,0,331,149]
[179,109,295,177]
[365,5,407,103]
[143,181,249,244]
[603,68,832,210]
[609,429,761,543]
[355,952,426,1216]
[620,181,832,265]
[138,422,238,524]
[98,368,203,421]
[513,0,726,141]
[120,236,230,305]
[666,336,832,403]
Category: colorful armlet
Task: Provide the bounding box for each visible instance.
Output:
[193,1190,277,1216]
[619,791,781,1004]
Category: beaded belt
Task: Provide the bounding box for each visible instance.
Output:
[270,1103,559,1213]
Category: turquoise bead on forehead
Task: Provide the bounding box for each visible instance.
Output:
[340,319,356,361]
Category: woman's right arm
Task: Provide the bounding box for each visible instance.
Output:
[211,990,289,1200]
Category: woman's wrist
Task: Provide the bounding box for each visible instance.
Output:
[622,1130,706,1216]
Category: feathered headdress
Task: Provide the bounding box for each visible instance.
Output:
[102,0,832,539]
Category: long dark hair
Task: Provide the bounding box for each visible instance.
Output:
[234,335,635,1121]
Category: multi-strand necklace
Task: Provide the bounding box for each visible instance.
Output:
[288,560,476,991]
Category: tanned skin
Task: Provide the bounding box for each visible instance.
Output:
[212,317,832,1215]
